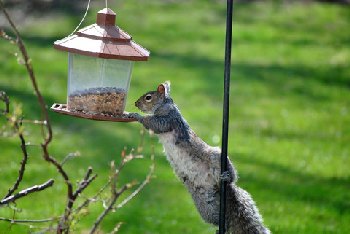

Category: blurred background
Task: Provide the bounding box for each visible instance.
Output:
[0,0,349,233]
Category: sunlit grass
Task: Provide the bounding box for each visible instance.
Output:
[0,1,349,233]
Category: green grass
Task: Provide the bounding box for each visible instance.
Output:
[1,0,349,233]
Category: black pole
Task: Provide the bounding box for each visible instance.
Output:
[219,0,233,233]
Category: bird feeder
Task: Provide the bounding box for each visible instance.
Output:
[51,8,149,122]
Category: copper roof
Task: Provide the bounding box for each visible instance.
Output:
[54,8,150,61]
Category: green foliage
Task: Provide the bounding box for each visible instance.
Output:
[0,0,349,233]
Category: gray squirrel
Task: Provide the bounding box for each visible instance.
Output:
[130,82,270,234]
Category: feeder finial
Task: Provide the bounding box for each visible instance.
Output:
[96,8,116,26]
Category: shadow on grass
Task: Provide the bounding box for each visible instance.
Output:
[155,52,350,100]
[234,153,350,216]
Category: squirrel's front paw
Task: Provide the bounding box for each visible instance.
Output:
[128,112,142,121]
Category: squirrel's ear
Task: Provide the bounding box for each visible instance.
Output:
[157,84,166,95]
[157,81,171,96]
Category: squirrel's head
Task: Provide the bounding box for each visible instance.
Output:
[135,81,171,114]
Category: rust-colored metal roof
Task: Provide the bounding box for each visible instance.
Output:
[54,8,150,61]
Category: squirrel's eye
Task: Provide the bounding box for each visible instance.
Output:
[145,94,152,102]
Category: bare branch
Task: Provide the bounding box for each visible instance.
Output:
[116,146,155,210]
[0,91,10,114]
[89,146,155,234]
[109,222,123,234]
[0,92,30,200]
[83,167,93,181]
[0,5,75,231]
[0,217,59,224]
[89,156,134,234]
[73,167,98,199]
[137,128,145,153]
[80,149,145,212]
[0,3,98,233]
[89,184,129,234]
[58,166,97,233]
[0,3,70,200]
[61,151,81,166]
[116,168,153,210]
[0,1,52,146]
[1,5,154,233]
[20,119,47,125]
[0,29,15,44]
[74,175,97,199]
[74,179,110,214]
[0,179,54,206]
[3,131,29,199]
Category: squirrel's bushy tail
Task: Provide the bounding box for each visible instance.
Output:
[226,184,270,234]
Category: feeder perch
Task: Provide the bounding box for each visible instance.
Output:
[51,8,150,122]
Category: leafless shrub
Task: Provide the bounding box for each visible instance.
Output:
[0,2,154,233]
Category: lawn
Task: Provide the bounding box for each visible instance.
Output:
[0,0,349,233]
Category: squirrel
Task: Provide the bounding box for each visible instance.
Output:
[130,82,270,234]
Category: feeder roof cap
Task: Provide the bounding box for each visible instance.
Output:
[97,8,116,26]
[53,8,150,61]
[98,8,116,15]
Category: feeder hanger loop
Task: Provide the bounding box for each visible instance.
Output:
[67,0,91,37]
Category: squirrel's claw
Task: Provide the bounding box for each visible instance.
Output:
[128,112,142,121]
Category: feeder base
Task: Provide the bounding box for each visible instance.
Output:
[51,103,137,122]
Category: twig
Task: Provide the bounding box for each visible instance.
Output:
[57,167,97,233]
[3,129,29,199]
[116,165,154,210]
[33,225,58,234]
[20,119,47,125]
[109,222,123,234]
[116,148,155,209]
[89,157,132,234]
[0,217,59,223]
[0,1,52,146]
[89,185,129,234]
[73,174,97,199]
[137,128,145,153]
[0,92,30,200]
[61,151,80,166]
[89,147,155,234]
[73,178,111,214]
[0,179,54,206]
[0,91,10,114]
[73,167,98,199]
[0,29,15,44]
[73,156,137,214]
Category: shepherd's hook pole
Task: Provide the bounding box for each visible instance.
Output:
[219,0,233,233]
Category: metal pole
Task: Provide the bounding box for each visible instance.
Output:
[219,0,233,233]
